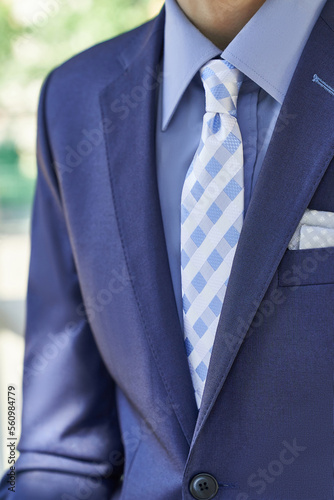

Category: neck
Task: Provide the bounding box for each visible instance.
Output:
[176,0,267,49]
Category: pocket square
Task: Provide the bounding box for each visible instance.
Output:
[289,209,334,250]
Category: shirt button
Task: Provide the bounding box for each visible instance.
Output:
[189,473,219,499]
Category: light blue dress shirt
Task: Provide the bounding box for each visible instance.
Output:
[156,0,327,321]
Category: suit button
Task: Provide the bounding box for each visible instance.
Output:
[189,473,219,499]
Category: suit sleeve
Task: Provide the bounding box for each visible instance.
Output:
[0,72,124,500]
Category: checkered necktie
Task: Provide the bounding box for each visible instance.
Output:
[181,58,244,408]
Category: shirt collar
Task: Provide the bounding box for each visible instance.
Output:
[162,0,220,131]
[162,0,328,131]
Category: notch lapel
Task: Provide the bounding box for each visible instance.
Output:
[100,9,198,445]
[194,1,334,440]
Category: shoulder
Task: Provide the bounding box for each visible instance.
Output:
[42,15,161,120]
[37,12,165,138]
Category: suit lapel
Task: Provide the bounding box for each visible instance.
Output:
[194,0,334,439]
[100,8,198,445]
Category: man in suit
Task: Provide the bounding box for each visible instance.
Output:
[1,0,333,498]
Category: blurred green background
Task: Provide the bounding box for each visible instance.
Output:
[0,0,162,226]
[0,0,163,474]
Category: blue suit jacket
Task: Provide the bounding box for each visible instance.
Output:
[1,2,334,499]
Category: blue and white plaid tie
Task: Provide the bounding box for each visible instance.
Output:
[181,58,244,408]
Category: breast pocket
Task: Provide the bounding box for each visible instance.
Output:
[278,246,334,287]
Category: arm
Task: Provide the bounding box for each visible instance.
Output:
[0,73,124,500]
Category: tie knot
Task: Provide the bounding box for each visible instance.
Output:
[200,59,243,116]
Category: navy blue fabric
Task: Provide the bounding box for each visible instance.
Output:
[1,2,334,499]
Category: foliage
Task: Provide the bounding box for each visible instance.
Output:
[0,0,162,212]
